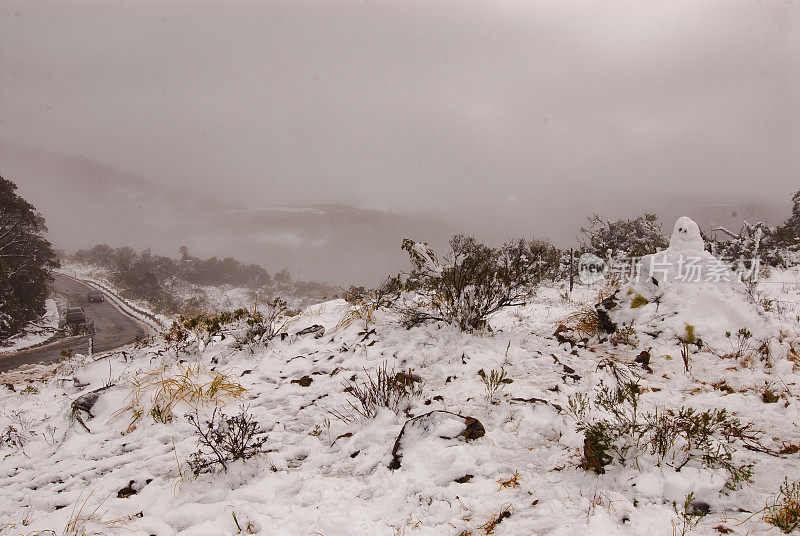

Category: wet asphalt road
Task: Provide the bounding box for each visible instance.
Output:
[0,275,146,373]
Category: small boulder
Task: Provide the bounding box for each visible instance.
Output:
[296,325,325,338]
[117,480,137,498]
[689,501,711,516]
[291,376,313,387]
[71,385,112,433]
[71,385,112,420]
[388,410,485,470]
[634,350,653,372]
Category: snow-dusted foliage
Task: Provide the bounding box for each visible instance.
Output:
[395,235,559,330]
[580,212,668,260]
[711,220,788,269]
[64,245,338,315]
[0,175,59,341]
[711,189,800,269]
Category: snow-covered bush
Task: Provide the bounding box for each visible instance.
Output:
[579,212,668,260]
[711,189,800,269]
[163,300,289,356]
[338,277,405,331]
[70,245,338,314]
[186,408,269,475]
[711,220,787,270]
[394,235,557,331]
[775,188,800,252]
[241,297,288,344]
[570,375,762,488]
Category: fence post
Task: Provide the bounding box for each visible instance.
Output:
[88,337,93,358]
[569,248,574,292]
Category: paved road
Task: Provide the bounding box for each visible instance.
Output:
[0,275,146,373]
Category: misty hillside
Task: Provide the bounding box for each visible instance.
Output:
[4,142,792,289]
[0,143,453,285]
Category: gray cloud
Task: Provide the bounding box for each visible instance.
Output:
[1,1,798,251]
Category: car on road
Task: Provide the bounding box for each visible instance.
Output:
[65,307,86,324]
[87,290,105,303]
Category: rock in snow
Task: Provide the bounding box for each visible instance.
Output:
[389,410,485,469]
[295,324,325,338]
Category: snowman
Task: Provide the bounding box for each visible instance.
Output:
[666,216,706,255]
[623,216,769,350]
[637,216,731,286]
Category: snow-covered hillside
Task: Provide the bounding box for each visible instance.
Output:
[1,265,799,535]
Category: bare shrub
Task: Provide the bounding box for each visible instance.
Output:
[478,368,511,404]
[0,424,26,450]
[395,235,558,331]
[187,407,269,474]
[331,362,422,422]
[242,297,288,343]
[570,376,763,487]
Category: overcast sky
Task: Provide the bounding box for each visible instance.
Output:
[1,0,798,240]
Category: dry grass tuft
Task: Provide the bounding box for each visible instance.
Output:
[112,362,247,431]
[336,300,379,331]
[563,282,619,338]
[330,362,422,422]
[477,506,513,534]
[564,306,602,339]
[764,478,800,533]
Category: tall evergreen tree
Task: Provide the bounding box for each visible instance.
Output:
[0,175,59,339]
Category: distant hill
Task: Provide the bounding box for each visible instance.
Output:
[0,143,452,285]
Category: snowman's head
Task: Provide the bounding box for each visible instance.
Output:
[669,217,704,253]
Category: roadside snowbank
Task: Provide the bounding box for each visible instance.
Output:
[0,298,60,354]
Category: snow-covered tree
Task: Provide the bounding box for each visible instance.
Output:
[712,189,800,268]
[775,188,800,250]
[0,175,59,339]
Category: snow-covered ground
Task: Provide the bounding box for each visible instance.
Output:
[1,264,799,535]
[759,266,800,322]
[0,298,59,354]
